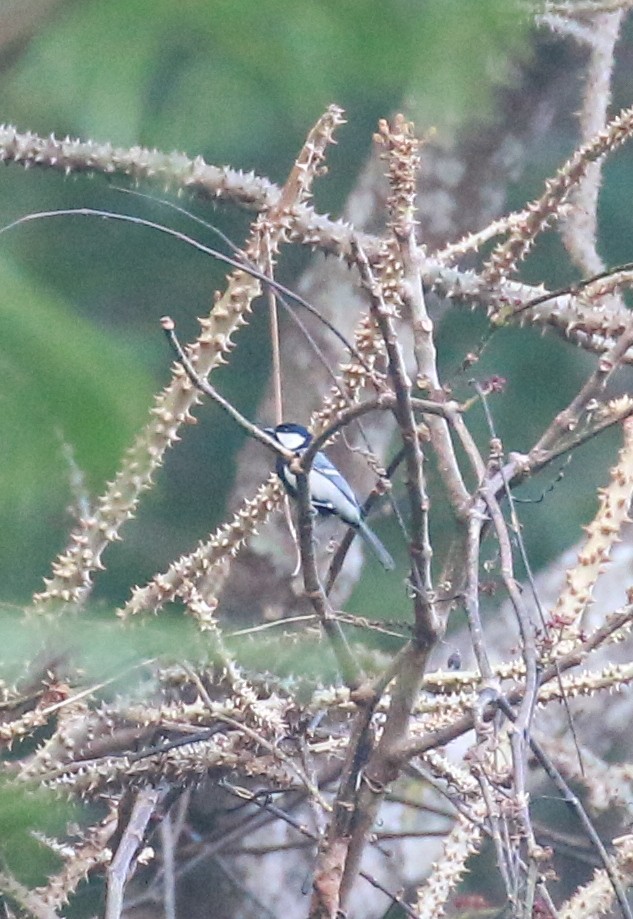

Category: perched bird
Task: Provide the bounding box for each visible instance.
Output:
[265,422,395,571]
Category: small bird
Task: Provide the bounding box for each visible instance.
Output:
[265,422,395,571]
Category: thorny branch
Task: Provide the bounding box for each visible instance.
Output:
[5,9,633,917]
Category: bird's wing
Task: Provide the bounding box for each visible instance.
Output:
[310,454,361,525]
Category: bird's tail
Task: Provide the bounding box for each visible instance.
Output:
[358,520,395,571]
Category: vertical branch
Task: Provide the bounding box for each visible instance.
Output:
[377,116,470,522]
[338,119,436,631]
[292,463,362,690]
[264,237,284,424]
[464,507,494,682]
[376,117,471,645]
[260,101,347,426]
[560,8,624,274]
[352,239,436,642]
[474,388,541,886]
[256,107,347,571]
[105,786,163,919]
[160,813,177,919]
[337,641,432,908]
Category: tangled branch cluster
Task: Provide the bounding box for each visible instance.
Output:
[4,12,633,919]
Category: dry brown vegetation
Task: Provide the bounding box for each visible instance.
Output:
[4,3,633,918]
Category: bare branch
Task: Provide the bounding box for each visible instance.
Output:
[105,787,164,919]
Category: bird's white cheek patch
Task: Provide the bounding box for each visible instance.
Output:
[276,431,308,450]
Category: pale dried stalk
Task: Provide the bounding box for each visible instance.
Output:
[538,12,600,42]
[105,786,162,919]
[312,311,387,430]
[32,105,344,610]
[412,655,633,736]
[536,659,633,703]
[483,103,633,285]
[0,123,278,211]
[560,8,623,275]
[412,807,485,917]
[5,126,633,361]
[353,241,434,633]
[400,602,633,761]
[542,1,633,17]
[33,291,261,608]
[435,207,532,264]
[548,417,633,635]
[36,810,117,910]
[122,476,283,618]
[182,102,347,607]
[0,868,59,919]
[558,833,633,919]
[384,116,469,521]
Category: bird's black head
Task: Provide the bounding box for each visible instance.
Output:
[264,422,312,451]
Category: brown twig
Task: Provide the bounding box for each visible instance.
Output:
[474,385,540,863]
[105,786,165,919]
[292,467,363,690]
[399,603,633,762]
[496,695,633,919]
[530,316,633,460]
[351,238,437,643]
[160,316,292,459]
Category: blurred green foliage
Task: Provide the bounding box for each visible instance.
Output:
[3,0,527,157]
[0,603,210,686]
[0,776,77,886]
[0,254,154,599]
